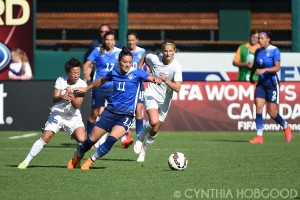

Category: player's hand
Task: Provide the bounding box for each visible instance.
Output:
[84,75,91,82]
[153,77,162,85]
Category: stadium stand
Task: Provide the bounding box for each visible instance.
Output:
[36,12,291,48]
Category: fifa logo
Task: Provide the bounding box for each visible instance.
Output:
[0,84,8,125]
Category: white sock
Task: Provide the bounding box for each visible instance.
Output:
[95,133,108,148]
[121,132,128,142]
[257,129,263,136]
[23,138,46,165]
[144,133,157,151]
[138,121,152,142]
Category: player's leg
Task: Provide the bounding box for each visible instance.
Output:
[266,86,293,143]
[66,117,86,169]
[134,97,158,153]
[81,114,133,170]
[137,101,170,162]
[86,90,103,138]
[18,130,54,169]
[18,113,61,169]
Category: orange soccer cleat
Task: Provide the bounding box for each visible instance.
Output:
[122,131,134,149]
[284,125,293,143]
[249,136,263,144]
[80,157,94,170]
[67,156,81,169]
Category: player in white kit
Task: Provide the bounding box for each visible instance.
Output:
[134,40,183,162]
[18,58,87,169]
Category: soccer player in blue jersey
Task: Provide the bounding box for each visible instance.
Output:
[67,47,162,170]
[249,31,293,144]
[83,31,121,147]
[120,31,148,148]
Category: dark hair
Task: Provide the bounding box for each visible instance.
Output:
[118,47,133,61]
[103,31,116,40]
[65,58,82,73]
[250,29,260,36]
[260,31,272,43]
[127,31,139,39]
[98,23,111,30]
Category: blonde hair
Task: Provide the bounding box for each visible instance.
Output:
[161,40,177,52]
[11,48,29,75]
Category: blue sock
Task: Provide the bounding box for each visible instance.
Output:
[79,138,95,157]
[86,120,94,138]
[256,114,264,134]
[273,113,286,129]
[93,136,117,160]
[135,119,143,138]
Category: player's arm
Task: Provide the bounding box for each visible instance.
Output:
[83,60,94,82]
[256,61,280,75]
[68,91,84,109]
[232,47,250,68]
[159,72,182,93]
[137,54,148,68]
[53,88,72,103]
[74,77,107,93]
[146,75,161,85]
[250,62,258,84]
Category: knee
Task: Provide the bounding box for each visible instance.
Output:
[149,120,159,128]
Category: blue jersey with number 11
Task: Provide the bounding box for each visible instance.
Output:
[105,67,150,116]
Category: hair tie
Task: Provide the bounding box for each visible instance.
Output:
[260,32,269,38]
[161,42,176,49]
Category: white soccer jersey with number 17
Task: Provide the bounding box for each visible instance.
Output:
[144,54,183,103]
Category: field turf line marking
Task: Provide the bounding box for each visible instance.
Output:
[8,133,38,139]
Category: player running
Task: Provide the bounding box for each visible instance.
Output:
[134,40,183,162]
[67,47,162,170]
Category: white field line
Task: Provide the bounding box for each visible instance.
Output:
[8,133,38,140]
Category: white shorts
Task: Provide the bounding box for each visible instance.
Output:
[144,95,172,122]
[43,111,85,136]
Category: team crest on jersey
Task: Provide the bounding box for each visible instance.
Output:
[115,54,119,59]
[266,51,270,57]
[0,42,11,71]
[138,53,142,59]
[128,74,133,80]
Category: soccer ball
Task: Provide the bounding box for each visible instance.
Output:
[168,152,188,171]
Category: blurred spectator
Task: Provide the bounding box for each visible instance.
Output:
[232,30,260,81]
[8,48,33,80]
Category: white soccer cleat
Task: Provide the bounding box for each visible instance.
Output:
[133,141,143,154]
[137,147,146,162]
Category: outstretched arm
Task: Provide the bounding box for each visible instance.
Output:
[75,76,107,93]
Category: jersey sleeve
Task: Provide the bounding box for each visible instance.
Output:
[145,54,160,68]
[137,68,150,81]
[54,77,63,90]
[174,65,183,82]
[87,48,100,63]
[273,48,280,62]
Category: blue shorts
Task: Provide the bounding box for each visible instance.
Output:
[255,83,279,104]
[92,90,113,109]
[95,109,135,132]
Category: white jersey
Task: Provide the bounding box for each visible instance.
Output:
[144,54,183,102]
[51,76,87,117]
[8,62,33,77]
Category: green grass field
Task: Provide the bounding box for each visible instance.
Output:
[0,131,299,200]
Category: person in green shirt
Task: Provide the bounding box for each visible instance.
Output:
[233,30,260,81]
